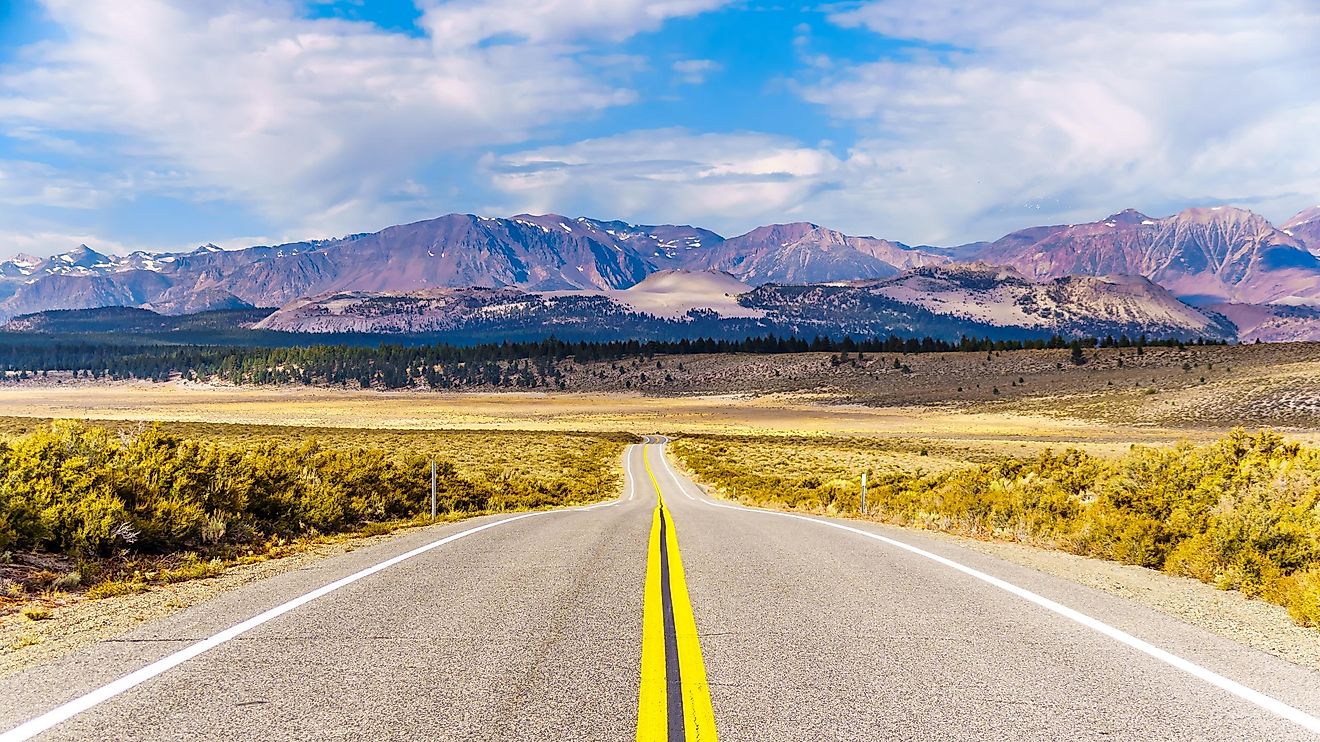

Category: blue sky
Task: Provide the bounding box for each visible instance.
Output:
[1,0,1318,257]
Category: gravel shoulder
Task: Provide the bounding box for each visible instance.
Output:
[920,528,1320,673]
[0,521,452,679]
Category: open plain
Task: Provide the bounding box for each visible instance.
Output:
[2,343,1318,452]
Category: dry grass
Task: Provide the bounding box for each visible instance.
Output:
[2,344,1315,446]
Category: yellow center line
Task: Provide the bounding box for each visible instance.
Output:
[637,445,718,742]
[638,506,667,732]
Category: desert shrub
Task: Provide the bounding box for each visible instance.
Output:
[0,421,623,558]
[1281,567,1320,626]
[85,579,148,599]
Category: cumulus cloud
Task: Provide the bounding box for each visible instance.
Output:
[485,128,843,232]
[420,0,727,46]
[803,0,1320,241]
[485,0,1320,245]
[672,58,722,84]
[0,160,122,210]
[0,0,726,237]
[0,229,134,258]
[5,0,1316,250]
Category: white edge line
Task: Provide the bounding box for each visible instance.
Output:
[1,483,630,742]
[627,444,636,501]
[653,444,1320,735]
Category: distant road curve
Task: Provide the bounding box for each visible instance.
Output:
[2,437,1319,740]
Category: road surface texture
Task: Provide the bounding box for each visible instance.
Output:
[3,437,1320,741]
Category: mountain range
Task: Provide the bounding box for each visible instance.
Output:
[3,203,1319,341]
[974,207,1320,306]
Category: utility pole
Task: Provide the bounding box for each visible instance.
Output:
[430,459,437,520]
[861,471,867,515]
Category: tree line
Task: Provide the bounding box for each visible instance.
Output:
[0,332,1225,390]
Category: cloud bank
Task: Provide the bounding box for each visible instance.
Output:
[2,0,1317,251]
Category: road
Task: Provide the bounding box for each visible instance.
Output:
[3,436,1320,740]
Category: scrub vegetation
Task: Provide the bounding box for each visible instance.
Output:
[672,430,1320,627]
[0,421,626,614]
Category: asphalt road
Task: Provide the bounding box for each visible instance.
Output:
[3,437,1320,740]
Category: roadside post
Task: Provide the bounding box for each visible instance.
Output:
[431,459,437,520]
[861,471,867,515]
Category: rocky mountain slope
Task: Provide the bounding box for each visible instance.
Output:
[1209,303,1320,343]
[692,222,950,284]
[0,216,687,319]
[0,215,953,320]
[252,270,762,337]
[1283,206,1320,253]
[972,207,1320,305]
[851,265,1233,338]
[251,266,1234,342]
[573,269,762,320]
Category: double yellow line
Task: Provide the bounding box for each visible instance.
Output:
[637,446,718,742]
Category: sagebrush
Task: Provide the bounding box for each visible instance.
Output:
[0,420,623,556]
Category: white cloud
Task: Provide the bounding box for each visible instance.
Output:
[0,0,726,237]
[0,160,122,210]
[798,0,1320,242]
[0,229,134,258]
[420,0,727,46]
[672,58,722,84]
[485,128,842,232]
[6,0,1316,251]
[487,1,1320,246]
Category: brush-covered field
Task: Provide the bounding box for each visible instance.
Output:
[0,419,627,622]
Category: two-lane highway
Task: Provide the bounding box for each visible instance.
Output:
[3,437,1320,740]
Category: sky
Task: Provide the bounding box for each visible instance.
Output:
[1,0,1318,257]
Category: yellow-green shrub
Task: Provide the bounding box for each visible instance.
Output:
[1282,568,1320,626]
[0,421,623,557]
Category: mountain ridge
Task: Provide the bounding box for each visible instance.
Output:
[971,206,1320,305]
[3,204,1319,336]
